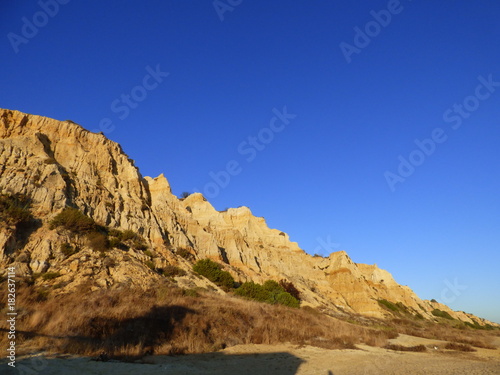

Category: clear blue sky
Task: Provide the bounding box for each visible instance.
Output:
[1,1,499,323]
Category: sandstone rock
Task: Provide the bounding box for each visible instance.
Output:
[0,108,496,327]
[29,259,49,273]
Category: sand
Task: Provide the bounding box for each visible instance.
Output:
[3,335,499,375]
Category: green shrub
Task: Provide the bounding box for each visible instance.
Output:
[193,259,221,277]
[378,299,399,312]
[145,260,156,271]
[464,321,477,329]
[0,193,32,226]
[234,282,268,302]
[120,229,138,241]
[262,280,289,304]
[108,237,124,249]
[235,280,300,308]
[217,271,237,290]
[395,302,410,314]
[176,247,193,260]
[143,250,154,258]
[263,280,282,292]
[133,239,148,251]
[464,319,495,330]
[193,259,235,289]
[53,282,66,289]
[107,228,148,250]
[108,228,123,238]
[162,265,187,277]
[60,243,79,257]
[43,157,57,164]
[274,291,300,308]
[50,207,95,232]
[432,309,454,320]
[42,272,61,280]
[414,312,425,320]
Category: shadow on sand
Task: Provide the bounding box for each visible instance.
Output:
[1,350,311,375]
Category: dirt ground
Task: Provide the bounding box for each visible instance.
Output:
[3,335,500,375]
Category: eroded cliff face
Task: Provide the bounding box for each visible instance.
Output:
[0,108,495,326]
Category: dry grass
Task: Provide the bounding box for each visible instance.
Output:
[385,344,427,352]
[0,281,397,359]
[444,342,477,352]
[385,317,497,350]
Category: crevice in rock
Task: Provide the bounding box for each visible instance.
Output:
[218,246,229,265]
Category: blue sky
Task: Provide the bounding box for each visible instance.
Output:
[1,1,499,323]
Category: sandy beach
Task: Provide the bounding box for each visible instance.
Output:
[4,335,499,375]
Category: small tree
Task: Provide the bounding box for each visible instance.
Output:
[180,192,190,199]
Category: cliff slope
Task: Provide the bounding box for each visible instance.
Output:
[0,108,495,327]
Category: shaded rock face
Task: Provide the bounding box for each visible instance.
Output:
[0,108,495,326]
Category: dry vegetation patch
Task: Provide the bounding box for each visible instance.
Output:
[444,342,477,352]
[0,281,397,359]
[386,317,497,350]
[385,344,427,352]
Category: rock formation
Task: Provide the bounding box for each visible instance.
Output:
[0,108,496,327]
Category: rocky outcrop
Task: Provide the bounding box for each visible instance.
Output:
[0,108,496,327]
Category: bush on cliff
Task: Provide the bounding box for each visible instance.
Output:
[235,280,300,308]
[50,207,95,233]
[0,193,32,226]
[193,259,235,290]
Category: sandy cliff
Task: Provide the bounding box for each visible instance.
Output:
[0,108,495,326]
